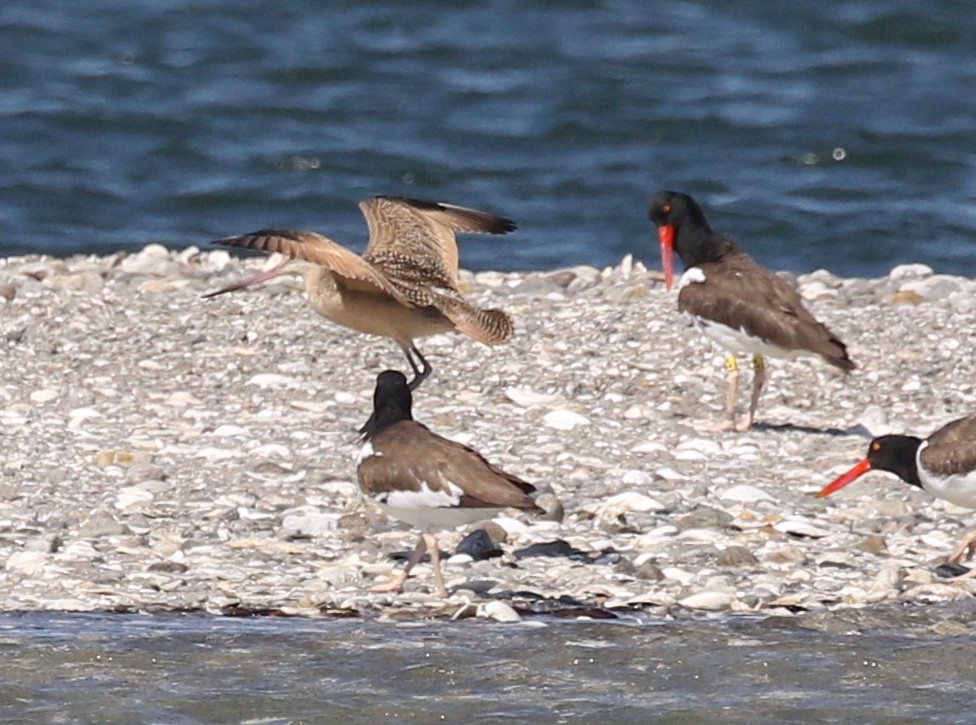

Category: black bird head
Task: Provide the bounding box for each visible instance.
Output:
[360,370,414,440]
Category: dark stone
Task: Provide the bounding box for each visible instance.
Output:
[934,563,970,579]
[455,528,503,561]
[147,561,189,574]
[856,535,888,554]
[634,562,664,581]
[513,539,617,565]
[514,539,585,560]
[715,546,759,567]
[77,516,128,538]
[675,506,734,531]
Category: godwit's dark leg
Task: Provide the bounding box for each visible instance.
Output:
[400,343,432,391]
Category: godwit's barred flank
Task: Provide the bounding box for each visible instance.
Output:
[204,196,516,391]
[648,190,854,432]
[819,415,976,578]
[357,370,542,597]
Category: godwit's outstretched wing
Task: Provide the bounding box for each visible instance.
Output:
[360,196,516,291]
[208,228,408,299]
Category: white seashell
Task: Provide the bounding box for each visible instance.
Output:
[542,409,590,431]
[115,487,154,510]
[631,441,667,454]
[772,518,832,539]
[676,438,723,456]
[289,400,331,413]
[504,387,562,408]
[623,405,652,420]
[247,373,301,389]
[281,510,340,537]
[654,467,685,481]
[192,447,238,462]
[210,425,249,437]
[479,600,522,623]
[5,551,49,576]
[619,470,657,487]
[661,567,696,584]
[678,591,733,610]
[251,443,290,459]
[601,491,667,514]
[676,528,725,543]
[29,389,59,404]
[719,484,776,504]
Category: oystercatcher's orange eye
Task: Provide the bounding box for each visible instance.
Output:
[661,203,672,214]
[871,442,880,451]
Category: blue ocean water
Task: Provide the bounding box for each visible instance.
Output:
[1,0,974,276]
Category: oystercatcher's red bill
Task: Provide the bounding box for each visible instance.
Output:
[657,224,675,290]
[817,458,873,498]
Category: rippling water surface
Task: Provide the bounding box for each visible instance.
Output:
[1,0,974,275]
[2,610,976,723]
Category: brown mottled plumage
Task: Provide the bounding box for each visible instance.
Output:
[205,196,516,390]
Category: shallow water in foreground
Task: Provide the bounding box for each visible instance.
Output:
[1,607,974,724]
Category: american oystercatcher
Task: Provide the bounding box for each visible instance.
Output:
[357,370,543,597]
[818,415,976,577]
[205,196,515,391]
[648,190,855,431]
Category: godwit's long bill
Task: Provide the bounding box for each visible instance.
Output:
[648,190,854,431]
[357,370,543,597]
[818,415,976,578]
[205,196,516,391]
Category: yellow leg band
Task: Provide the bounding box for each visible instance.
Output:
[724,354,738,372]
[753,354,765,372]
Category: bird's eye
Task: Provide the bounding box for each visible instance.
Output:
[871,442,880,451]
[661,203,672,214]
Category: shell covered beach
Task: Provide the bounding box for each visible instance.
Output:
[2,246,975,621]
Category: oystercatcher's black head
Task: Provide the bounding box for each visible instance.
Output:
[361,370,413,441]
[817,434,924,498]
[647,191,712,291]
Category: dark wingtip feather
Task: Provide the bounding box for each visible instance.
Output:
[835,356,856,373]
[200,285,235,299]
[376,196,517,235]
[827,342,856,373]
[488,215,518,234]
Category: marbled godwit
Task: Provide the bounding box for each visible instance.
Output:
[205,196,515,390]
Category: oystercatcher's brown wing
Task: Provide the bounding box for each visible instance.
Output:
[358,421,540,511]
[678,251,854,371]
[922,416,976,477]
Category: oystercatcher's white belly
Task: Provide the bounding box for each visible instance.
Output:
[378,503,499,530]
[369,479,500,530]
[917,444,976,510]
[678,267,804,360]
[690,316,801,360]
